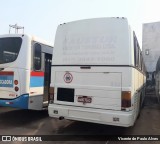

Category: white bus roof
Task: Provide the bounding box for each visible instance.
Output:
[0,34,53,48]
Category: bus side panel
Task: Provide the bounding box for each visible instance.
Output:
[133,68,146,121]
[28,71,44,110]
[18,69,30,95]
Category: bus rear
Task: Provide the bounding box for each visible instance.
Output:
[0,34,53,110]
[0,34,30,109]
[49,18,138,127]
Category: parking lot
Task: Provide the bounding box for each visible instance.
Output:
[1,93,160,144]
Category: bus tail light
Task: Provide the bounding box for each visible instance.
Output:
[121,91,131,109]
[15,86,19,92]
[49,87,54,103]
[14,80,18,85]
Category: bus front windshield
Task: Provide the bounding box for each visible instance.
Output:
[0,37,22,64]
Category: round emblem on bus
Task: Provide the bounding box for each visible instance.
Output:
[64,72,73,83]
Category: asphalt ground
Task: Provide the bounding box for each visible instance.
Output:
[0,93,160,144]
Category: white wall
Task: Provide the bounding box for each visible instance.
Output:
[142,22,160,72]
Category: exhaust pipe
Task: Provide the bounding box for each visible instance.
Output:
[59,116,64,120]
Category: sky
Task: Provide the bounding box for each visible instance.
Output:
[1,0,160,47]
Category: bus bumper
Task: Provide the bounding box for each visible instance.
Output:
[48,104,135,127]
[0,94,29,109]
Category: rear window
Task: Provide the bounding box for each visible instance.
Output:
[53,19,130,65]
[0,37,22,64]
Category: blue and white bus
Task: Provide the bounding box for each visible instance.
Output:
[0,34,53,110]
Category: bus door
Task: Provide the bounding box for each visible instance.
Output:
[43,53,52,104]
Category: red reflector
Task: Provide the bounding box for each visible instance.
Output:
[122,100,131,108]
[6,102,13,104]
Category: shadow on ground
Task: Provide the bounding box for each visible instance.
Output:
[56,121,128,135]
[0,107,48,128]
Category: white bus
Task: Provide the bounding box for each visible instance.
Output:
[48,18,146,127]
[155,57,160,101]
[0,34,53,110]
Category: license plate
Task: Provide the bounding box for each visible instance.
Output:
[77,96,92,104]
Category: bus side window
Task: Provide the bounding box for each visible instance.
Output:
[34,43,42,71]
[134,34,138,67]
[133,32,141,70]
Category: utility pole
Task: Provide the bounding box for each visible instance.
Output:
[9,24,24,34]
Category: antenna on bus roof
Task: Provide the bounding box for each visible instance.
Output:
[9,24,24,34]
